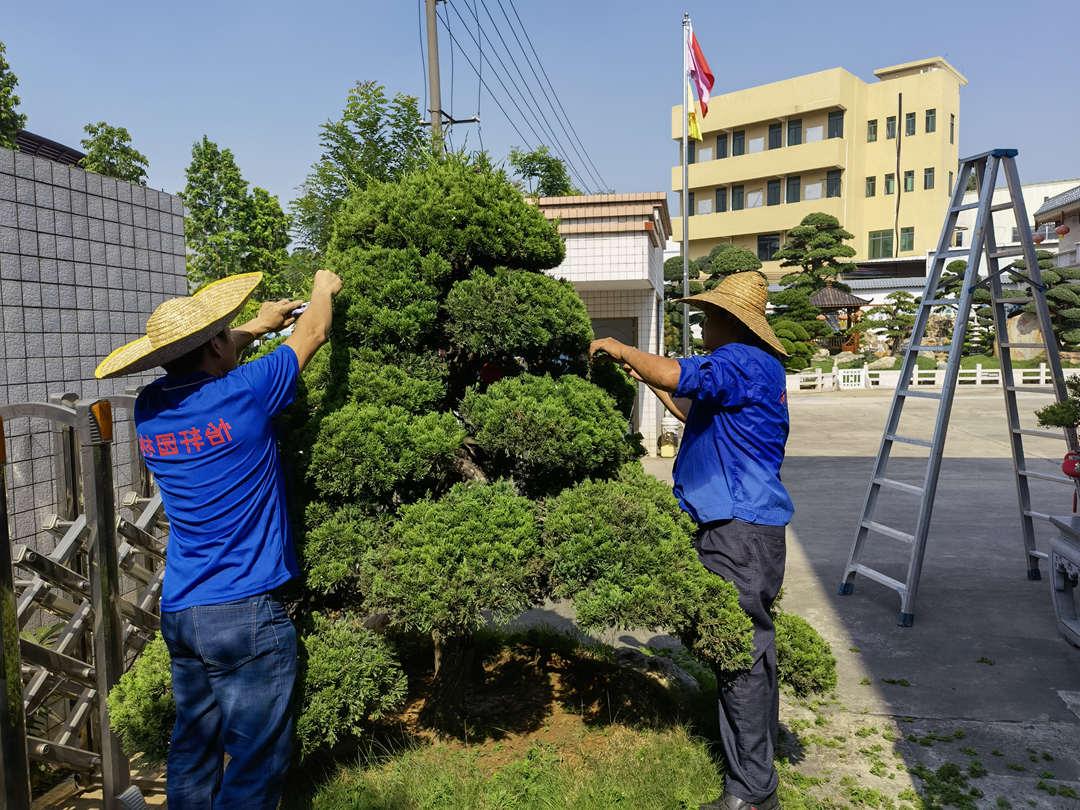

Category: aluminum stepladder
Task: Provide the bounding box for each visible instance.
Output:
[838,148,1080,626]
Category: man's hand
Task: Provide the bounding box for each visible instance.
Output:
[312,269,343,297]
[252,299,305,336]
[589,337,627,362]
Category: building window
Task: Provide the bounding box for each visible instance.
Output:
[903,170,915,192]
[697,196,713,215]
[697,145,713,161]
[869,229,894,259]
[748,135,765,153]
[884,173,895,195]
[805,124,824,142]
[905,112,916,136]
[687,191,695,216]
[787,118,802,146]
[732,130,745,156]
[786,175,800,203]
[925,108,936,133]
[828,110,844,139]
[865,176,876,197]
[717,133,728,159]
[732,185,744,210]
[746,189,764,208]
[886,116,897,139]
[949,170,954,192]
[867,119,878,142]
[950,113,955,144]
[804,181,823,200]
[687,140,696,164]
[924,167,935,190]
[954,230,964,247]
[900,227,914,252]
[826,169,842,198]
[767,179,781,206]
[715,187,728,213]
[757,234,781,261]
[768,123,782,150]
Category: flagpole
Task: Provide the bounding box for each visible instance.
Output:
[681,12,691,358]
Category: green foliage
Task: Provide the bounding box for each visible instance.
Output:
[331,152,564,274]
[1013,251,1080,348]
[938,260,995,355]
[774,612,837,696]
[588,361,637,420]
[107,635,174,766]
[445,269,593,368]
[1036,375,1080,429]
[461,374,638,497]
[182,136,291,291]
[296,613,408,758]
[700,243,763,286]
[364,481,543,636]
[509,145,579,197]
[774,213,856,289]
[769,287,827,370]
[78,122,149,184]
[0,42,26,150]
[345,348,449,414]
[292,81,426,252]
[307,403,465,509]
[865,291,918,354]
[300,505,387,598]
[543,465,754,673]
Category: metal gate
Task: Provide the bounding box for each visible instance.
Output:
[0,392,166,809]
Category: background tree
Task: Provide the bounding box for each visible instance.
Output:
[509,145,578,197]
[1014,250,1080,348]
[773,212,856,290]
[768,287,825,371]
[78,122,149,184]
[937,260,992,355]
[865,291,918,354]
[0,41,26,149]
[182,136,291,293]
[291,81,425,252]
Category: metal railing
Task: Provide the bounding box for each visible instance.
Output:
[0,392,164,810]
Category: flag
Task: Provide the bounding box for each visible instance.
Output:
[685,22,714,117]
[687,80,702,141]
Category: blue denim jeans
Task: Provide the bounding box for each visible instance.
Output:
[160,592,297,810]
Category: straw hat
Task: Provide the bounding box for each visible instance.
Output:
[94,273,263,379]
[675,271,788,357]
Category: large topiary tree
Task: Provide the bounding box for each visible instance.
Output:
[773,212,856,290]
[1013,250,1080,349]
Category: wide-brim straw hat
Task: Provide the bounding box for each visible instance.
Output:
[675,271,788,357]
[95,273,263,379]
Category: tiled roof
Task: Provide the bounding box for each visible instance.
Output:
[1034,184,1080,221]
[809,285,872,309]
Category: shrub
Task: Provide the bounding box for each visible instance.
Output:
[774,611,837,696]
[296,613,408,758]
[107,635,174,766]
[461,374,638,496]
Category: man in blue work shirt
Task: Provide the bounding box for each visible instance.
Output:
[95,268,342,809]
[590,271,793,810]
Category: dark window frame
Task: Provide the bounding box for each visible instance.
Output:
[905,111,916,136]
[732,184,745,210]
[867,119,878,142]
[865,176,876,197]
[768,123,782,150]
[903,170,915,193]
[828,110,844,139]
[715,187,728,212]
[900,226,915,252]
[786,175,801,204]
[869,229,894,259]
[732,130,746,156]
[687,191,695,216]
[757,233,781,261]
[950,113,955,144]
[885,173,895,195]
[925,108,936,133]
[886,116,897,139]
[717,133,728,159]
[924,167,935,190]
[787,119,802,146]
[767,179,781,206]
[826,169,842,198]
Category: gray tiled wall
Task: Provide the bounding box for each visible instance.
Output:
[0,147,188,545]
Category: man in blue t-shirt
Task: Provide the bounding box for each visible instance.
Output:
[96,268,342,810]
[590,272,792,810]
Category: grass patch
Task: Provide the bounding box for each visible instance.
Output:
[910,762,983,809]
[882,678,911,687]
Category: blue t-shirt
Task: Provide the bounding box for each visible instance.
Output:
[134,345,301,611]
[672,342,794,527]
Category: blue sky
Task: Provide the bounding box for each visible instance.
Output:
[6,0,1076,213]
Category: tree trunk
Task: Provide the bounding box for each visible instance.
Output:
[425,630,483,731]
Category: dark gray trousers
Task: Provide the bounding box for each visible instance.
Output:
[696,519,787,803]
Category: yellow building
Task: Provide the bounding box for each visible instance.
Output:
[671,57,967,283]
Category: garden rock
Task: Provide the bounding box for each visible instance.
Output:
[1000,312,1045,361]
[867,356,895,370]
[833,351,858,366]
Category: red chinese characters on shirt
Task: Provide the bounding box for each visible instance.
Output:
[138,419,234,459]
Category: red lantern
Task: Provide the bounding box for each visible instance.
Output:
[1056,224,1071,237]
[1033,231,1045,244]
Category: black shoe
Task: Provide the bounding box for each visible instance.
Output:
[699,790,780,810]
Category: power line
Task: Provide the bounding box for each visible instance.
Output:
[468,0,593,191]
[470,0,485,153]
[505,0,609,190]
[493,0,604,191]
[435,7,538,152]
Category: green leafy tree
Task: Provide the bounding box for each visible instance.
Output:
[768,287,827,371]
[182,136,291,293]
[0,42,27,149]
[1014,250,1080,348]
[865,291,918,354]
[78,122,149,184]
[937,260,994,355]
[509,145,578,197]
[774,212,856,290]
[291,81,426,252]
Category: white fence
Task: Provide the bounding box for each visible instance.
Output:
[790,363,1076,393]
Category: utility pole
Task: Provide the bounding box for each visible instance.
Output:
[426,0,443,148]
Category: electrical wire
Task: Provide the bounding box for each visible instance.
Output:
[471,0,592,191]
[471,0,485,153]
[505,0,609,190]
[435,6,538,152]
[417,0,428,116]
